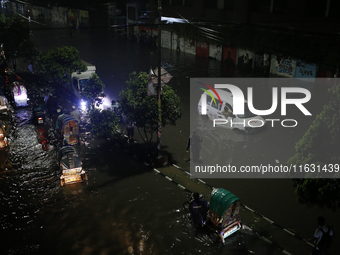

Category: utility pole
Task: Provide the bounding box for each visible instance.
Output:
[157,0,162,157]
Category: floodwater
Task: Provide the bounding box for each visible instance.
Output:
[0,105,283,255]
[0,27,338,254]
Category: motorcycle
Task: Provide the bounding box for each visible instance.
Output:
[33,105,45,125]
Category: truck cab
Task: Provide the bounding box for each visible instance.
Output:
[71,59,96,97]
[198,89,266,132]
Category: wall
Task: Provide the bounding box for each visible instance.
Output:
[7,2,89,28]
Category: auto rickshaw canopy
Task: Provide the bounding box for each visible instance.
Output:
[57,114,79,130]
[0,95,8,106]
[209,189,239,217]
[59,145,81,170]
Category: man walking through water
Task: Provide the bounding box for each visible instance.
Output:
[70,105,81,123]
[186,130,202,163]
[189,192,209,228]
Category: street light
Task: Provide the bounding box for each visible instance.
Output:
[157,0,162,157]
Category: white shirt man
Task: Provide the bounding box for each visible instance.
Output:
[70,106,81,123]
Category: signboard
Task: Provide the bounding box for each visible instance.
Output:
[222,46,237,66]
[209,44,222,61]
[147,67,173,96]
[161,30,171,49]
[237,49,254,68]
[184,39,196,55]
[270,55,296,78]
[196,42,209,58]
[172,34,184,52]
[295,60,317,81]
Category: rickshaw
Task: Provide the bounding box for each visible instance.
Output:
[59,145,87,186]
[0,122,9,150]
[0,95,10,117]
[11,81,29,107]
[56,114,79,145]
[206,188,242,245]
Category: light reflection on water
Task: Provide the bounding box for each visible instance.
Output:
[1,108,59,254]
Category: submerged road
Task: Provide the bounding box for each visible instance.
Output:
[1,26,336,254]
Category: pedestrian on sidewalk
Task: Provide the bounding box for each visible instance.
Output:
[304,216,333,255]
[186,131,202,163]
[46,94,58,118]
[28,63,33,73]
[126,121,135,143]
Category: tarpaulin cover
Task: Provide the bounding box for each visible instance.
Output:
[210,189,239,217]
[60,145,76,156]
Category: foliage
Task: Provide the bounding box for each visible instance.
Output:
[287,83,340,211]
[0,14,36,59]
[80,73,106,110]
[119,71,181,145]
[35,46,86,83]
[88,109,120,138]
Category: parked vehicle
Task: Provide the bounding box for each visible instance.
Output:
[0,122,9,151]
[56,114,79,145]
[59,145,87,186]
[205,188,242,245]
[198,89,266,132]
[11,81,29,107]
[71,59,96,97]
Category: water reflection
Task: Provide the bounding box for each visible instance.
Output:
[1,108,58,254]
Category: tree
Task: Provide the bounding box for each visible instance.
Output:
[119,71,181,147]
[88,109,120,138]
[0,14,36,60]
[36,46,86,83]
[287,83,340,211]
[80,73,106,110]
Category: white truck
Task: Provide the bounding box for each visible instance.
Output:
[71,59,96,97]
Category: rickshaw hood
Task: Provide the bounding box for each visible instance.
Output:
[210,188,239,217]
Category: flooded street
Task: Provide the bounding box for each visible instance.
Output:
[0,27,338,254]
[1,106,283,255]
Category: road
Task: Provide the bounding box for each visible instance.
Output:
[3,26,333,254]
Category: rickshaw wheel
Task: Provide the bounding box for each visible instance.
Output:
[183,201,190,212]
